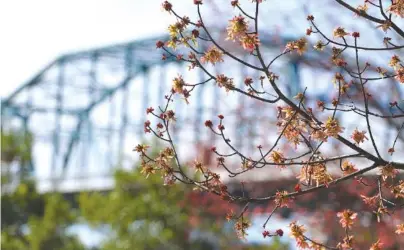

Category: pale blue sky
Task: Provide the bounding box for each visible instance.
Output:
[0,0,196,98]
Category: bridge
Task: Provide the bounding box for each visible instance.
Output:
[1,30,402,194]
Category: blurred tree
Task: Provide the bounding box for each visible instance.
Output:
[78,167,289,250]
[1,129,32,166]
[242,238,289,250]
[79,167,228,249]
[1,181,85,250]
[1,129,33,188]
[1,130,85,250]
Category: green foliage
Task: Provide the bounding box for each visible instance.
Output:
[1,182,85,250]
[242,238,289,250]
[1,181,44,227]
[1,129,32,166]
[1,127,84,249]
[78,167,291,249]
[79,168,215,250]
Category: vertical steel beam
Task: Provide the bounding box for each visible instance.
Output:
[139,65,149,140]
[82,52,98,172]
[52,58,65,179]
[23,84,34,176]
[194,68,206,143]
[107,95,116,170]
[236,55,249,152]
[118,45,132,167]
[158,65,166,108]
[211,64,220,144]
[289,60,300,97]
[21,116,32,179]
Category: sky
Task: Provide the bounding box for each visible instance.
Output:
[0,0,193,98]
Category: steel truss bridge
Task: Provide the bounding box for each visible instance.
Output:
[1,31,402,193]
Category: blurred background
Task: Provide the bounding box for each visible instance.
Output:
[1,0,403,249]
